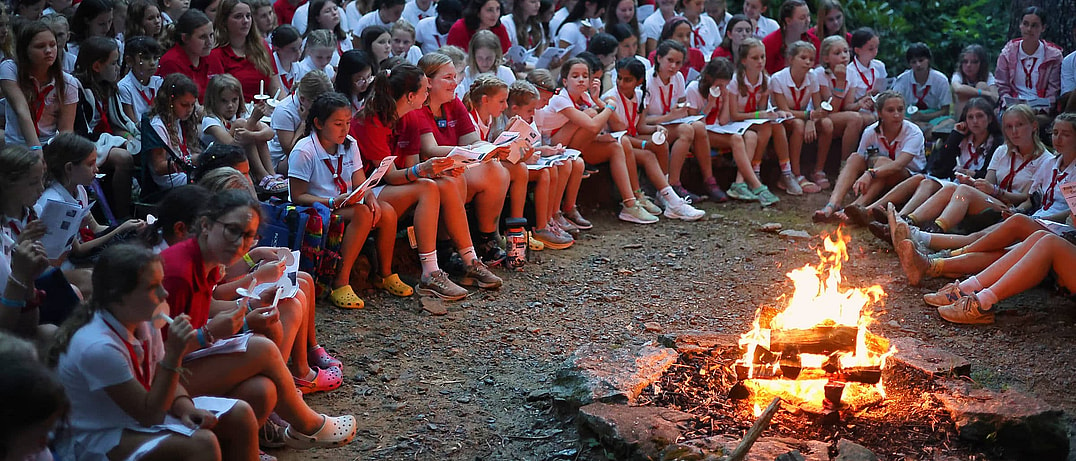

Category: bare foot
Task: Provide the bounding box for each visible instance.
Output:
[889,203,910,247]
[896,239,930,286]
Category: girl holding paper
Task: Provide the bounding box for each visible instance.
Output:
[352,63,491,299]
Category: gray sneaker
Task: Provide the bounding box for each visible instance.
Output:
[777,173,803,195]
[726,182,758,201]
[553,212,580,234]
[635,194,662,215]
[752,185,780,207]
[533,227,574,249]
[618,203,659,224]
[459,260,503,289]
[417,270,469,300]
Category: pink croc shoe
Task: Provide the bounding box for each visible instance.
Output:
[294,366,342,395]
[309,346,342,370]
[284,414,357,449]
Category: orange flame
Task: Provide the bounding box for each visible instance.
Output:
[734,228,895,410]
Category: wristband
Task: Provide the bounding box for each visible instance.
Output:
[977,89,982,96]
[242,253,257,268]
[606,104,615,111]
[30,146,41,150]
[201,326,216,344]
[0,297,26,308]
[805,109,811,121]
[641,140,647,149]
[404,166,413,181]
[411,164,421,180]
[242,318,249,333]
[754,110,760,118]
[196,328,207,348]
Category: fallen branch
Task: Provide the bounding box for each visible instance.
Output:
[726,397,781,461]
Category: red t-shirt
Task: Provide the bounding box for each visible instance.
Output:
[161,237,224,329]
[711,46,732,61]
[206,43,279,103]
[158,45,210,96]
[400,98,476,147]
[762,29,821,75]
[446,20,512,54]
[273,0,305,26]
[648,47,706,79]
[351,115,416,171]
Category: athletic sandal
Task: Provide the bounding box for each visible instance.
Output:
[294,366,343,394]
[258,175,289,194]
[259,451,277,461]
[329,285,364,309]
[259,415,287,448]
[309,346,342,370]
[375,273,414,297]
[797,175,821,194]
[284,414,357,449]
[810,171,831,190]
[812,203,839,223]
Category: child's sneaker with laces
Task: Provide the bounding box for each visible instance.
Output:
[726,182,757,201]
[752,185,780,207]
[563,208,592,229]
[704,177,728,202]
[533,227,574,249]
[459,260,503,289]
[937,294,994,324]
[619,203,659,224]
[553,213,580,234]
[671,184,700,204]
[635,194,662,214]
[777,173,804,195]
[417,270,469,300]
[663,200,705,221]
[549,221,574,240]
[924,282,965,307]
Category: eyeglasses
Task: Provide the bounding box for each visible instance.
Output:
[216,220,259,245]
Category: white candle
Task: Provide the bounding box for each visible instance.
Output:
[260,80,265,96]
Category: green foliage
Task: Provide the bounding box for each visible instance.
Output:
[843,0,1010,76]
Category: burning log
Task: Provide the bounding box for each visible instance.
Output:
[841,366,882,385]
[779,351,802,380]
[769,326,858,355]
[821,381,845,425]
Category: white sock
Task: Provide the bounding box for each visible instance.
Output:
[959,276,983,294]
[419,251,439,277]
[659,186,683,205]
[909,227,929,246]
[977,288,998,311]
[459,246,478,265]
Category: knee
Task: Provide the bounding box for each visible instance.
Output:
[415,177,439,198]
[220,398,259,431]
[378,203,398,225]
[820,118,834,132]
[247,335,284,362]
[278,299,303,323]
[188,428,222,458]
[110,148,134,167]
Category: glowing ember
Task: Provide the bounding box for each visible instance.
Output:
[732,229,895,415]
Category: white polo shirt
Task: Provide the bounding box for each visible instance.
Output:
[288,132,364,199]
[118,72,163,125]
[856,120,927,173]
[891,69,952,110]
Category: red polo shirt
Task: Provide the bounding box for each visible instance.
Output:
[711,46,733,61]
[273,0,306,26]
[399,98,476,147]
[206,43,279,103]
[351,115,417,171]
[446,20,512,54]
[762,29,821,74]
[161,237,224,329]
[158,44,210,96]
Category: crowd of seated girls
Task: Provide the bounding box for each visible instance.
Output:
[4,0,1076,458]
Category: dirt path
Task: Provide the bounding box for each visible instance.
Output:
[277,193,1076,460]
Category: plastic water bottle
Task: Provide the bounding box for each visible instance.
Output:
[505,217,528,270]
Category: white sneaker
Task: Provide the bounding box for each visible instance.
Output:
[663,200,705,221]
[777,173,803,196]
[618,204,659,224]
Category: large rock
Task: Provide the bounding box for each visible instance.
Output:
[551,343,678,408]
[657,330,740,354]
[887,337,970,379]
[577,403,694,461]
[934,382,1068,460]
[660,435,830,461]
[833,439,876,461]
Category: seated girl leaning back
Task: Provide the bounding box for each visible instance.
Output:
[143,73,201,196]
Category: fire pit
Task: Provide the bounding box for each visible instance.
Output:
[729,229,894,422]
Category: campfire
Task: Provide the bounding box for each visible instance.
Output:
[729,229,895,422]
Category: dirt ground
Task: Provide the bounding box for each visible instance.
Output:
[275,191,1076,461]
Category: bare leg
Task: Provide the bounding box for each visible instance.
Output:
[245,143,270,183]
[435,176,476,250]
[691,122,714,182]
[906,183,957,222]
[899,176,942,214]
[529,169,551,230]
[825,153,867,208]
[462,162,510,234]
[868,174,925,210]
[331,205,374,289]
[974,231,1076,301]
[372,202,398,277]
[830,111,864,162]
[785,118,805,176]
[503,160,529,218]
[935,184,1005,231]
[108,428,224,461]
[813,117,835,176]
[709,132,762,189]
[960,214,1046,254]
[561,158,584,212]
[667,123,695,186]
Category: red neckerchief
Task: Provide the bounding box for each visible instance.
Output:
[962,138,986,170]
[281,73,294,91]
[434,35,442,47]
[139,86,156,106]
[912,82,930,110]
[322,153,348,194]
[742,76,762,113]
[32,82,56,136]
[705,89,721,124]
[570,90,592,110]
[618,90,638,136]
[657,78,673,113]
[852,58,875,91]
[470,109,490,140]
[5,208,37,238]
[95,96,113,134]
[336,40,344,57]
[1042,164,1070,210]
[1020,45,1041,89]
[878,125,903,159]
[691,23,706,48]
[103,320,152,391]
[788,76,808,111]
[223,118,233,130]
[999,149,1035,192]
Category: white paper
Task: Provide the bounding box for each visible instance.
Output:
[1004,95,1051,109]
[609,130,628,140]
[250,250,301,299]
[535,47,571,69]
[184,332,252,361]
[1060,181,1076,215]
[506,44,541,66]
[496,117,541,163]
[660,114,705,125]
[39,199,91,259]
[342,156,395,207]
[447,146,494,169]
[686,67,700,82]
